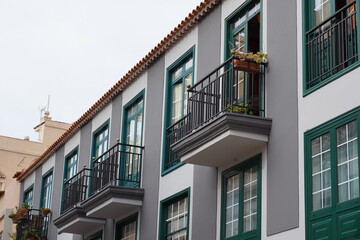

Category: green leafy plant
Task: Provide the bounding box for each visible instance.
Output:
[22,202,30,209]
[231,49,268,63]
[8,212,16,219]
[40,208,51,216]
[9,232,16,240]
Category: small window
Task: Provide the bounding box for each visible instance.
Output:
[23,186,34,207]
[305,108,360,239]
[40,170,53,209]
[87,231,103,240]
[115,215,137,240]
[92,122,109,164]
[64,148,78,181]
[159,189,190,240]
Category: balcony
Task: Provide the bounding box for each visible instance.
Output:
[54,143,144,234]
[15,209,49,240]
[305,1,358,90]
[166,57,272,167]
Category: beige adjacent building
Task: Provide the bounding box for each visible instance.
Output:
[0,111,70,240]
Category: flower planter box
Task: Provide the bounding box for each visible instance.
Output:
[233,59,259,72]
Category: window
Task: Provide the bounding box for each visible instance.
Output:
[159,189,190,240]
[23,186,34,207]
[87,231,103,240]
[222,155,261,240]
[122,91,144,187]
[305,107,360,239]
[40,170,53,208]
[64,148,78,181]
[225,0,262,116]
[92,121,109,163]
[304,0,358,92]
[164,48,194,173]
[115,215,137,240]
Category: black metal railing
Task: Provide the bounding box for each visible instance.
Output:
[61,143,143,213]
[16,209,49,240]
[165,57,265,168]
[306,1,358,89]
[89,143,143,195]
[62,168,91,213]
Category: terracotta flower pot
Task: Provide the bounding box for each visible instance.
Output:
[21,208,30,216]
[27,235,36,240]
[233,59,259,72]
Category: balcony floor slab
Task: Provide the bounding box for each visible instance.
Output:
[172,113,272,167]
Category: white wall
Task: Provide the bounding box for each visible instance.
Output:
[91,103,112,134]
[23,171,35,191]
[64,131,80,157]
[41,155,55,175]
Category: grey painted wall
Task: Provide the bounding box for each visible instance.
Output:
[48,147,65,240]
[32,167,42,209]
[110,94,122,144]
[266,0,299,235]
[138,57,165,240]
[79,122,92,169]
[191,4,221,240]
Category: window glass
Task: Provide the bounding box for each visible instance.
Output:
[165,197,188,240]
[337,121,359,202]
[120,221,136,240]
[311,133,331,211]
[66,150,78,180]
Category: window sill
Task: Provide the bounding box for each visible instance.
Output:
[161,162,185,177]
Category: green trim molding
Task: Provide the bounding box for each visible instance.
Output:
[162,46,195,176]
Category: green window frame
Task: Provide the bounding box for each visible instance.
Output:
[121,90,145,187]
[302,0,360,95]
[224,0,263,116]
[221,155,261,240]
[23,185,34,207]
[162,47,195,175]
[64,147,78,181]
[115,214,138,240]
[40,169,53,209]
[225,0,261,59]
[159,188,190,240]
[91,120,110,164]
[305,107,360,240]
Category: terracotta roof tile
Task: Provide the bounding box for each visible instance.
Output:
[17,0,221,181]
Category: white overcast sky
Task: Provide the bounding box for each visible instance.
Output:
[0,0,201,141]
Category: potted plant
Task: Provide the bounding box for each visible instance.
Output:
[8,232,16,240]
[231,49,267,72]
[8,212,18,223]
[23,230,40,240]
[21,202,30,216]
[40,208,51,217]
